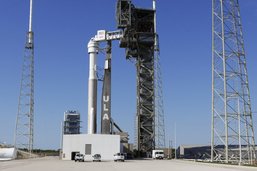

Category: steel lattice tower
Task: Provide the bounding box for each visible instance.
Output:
[14,0,34,154]
[116,0,156,155]
[211,0,256,164]
[154,38,165,149]
[153,0,165,149]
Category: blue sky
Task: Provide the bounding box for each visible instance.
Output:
[0,0,257,150]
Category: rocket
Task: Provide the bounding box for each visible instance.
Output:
[87,39,99,134]
[87,30,121,134]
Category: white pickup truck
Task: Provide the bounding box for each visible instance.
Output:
[74,153,84,162]
[114,153,125,162]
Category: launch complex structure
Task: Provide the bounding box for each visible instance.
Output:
[12,0,256,165]
[86,0,165,156]
[13,0,166,157]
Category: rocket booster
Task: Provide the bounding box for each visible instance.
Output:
[101,41,112,134]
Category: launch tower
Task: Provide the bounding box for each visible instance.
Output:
[116,0,157,154]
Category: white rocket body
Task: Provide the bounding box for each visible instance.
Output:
[87,39,99,134]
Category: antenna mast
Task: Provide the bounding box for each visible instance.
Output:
[29,0,33,32]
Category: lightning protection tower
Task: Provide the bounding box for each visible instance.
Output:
[211,0,256,165]
[14,0,35,155]
[153,0,166,149]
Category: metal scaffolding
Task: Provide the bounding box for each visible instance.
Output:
[154,36,165,149]
[153,0,165,149]
[14,0,34,155]
[211,0,256,165]
[116,0,156,155]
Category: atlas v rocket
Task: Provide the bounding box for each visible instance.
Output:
[87,39,112,134]
[87,37,111,135]
[87,30,122,134]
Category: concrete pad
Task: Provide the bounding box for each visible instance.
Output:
[0,157,256,171]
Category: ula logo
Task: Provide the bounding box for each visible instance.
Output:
[103,96,109,120]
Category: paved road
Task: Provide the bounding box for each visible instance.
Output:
[0,157,256,171]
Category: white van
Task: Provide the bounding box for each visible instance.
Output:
[152,150,164,159]
[0,148,16,161]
